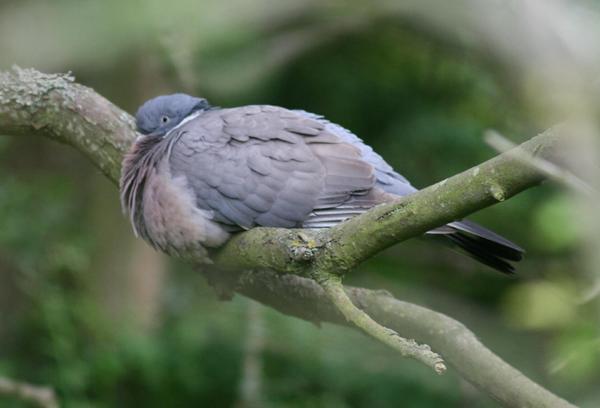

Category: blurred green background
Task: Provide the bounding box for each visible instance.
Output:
[1,1,599,407]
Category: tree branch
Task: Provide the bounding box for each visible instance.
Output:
[314,270,446,373]
[0,376,58,408]
[236,269,574,408]
[0,67,575,407]
[484,129,597,197]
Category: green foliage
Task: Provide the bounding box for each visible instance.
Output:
[532,194,582,252]
[501,280,577,330]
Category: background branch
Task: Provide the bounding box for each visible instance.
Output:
[484,129,597,197]
[0,376,58,408]
[0,67,575,408]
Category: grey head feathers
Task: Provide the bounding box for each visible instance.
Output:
[135,93,211,137]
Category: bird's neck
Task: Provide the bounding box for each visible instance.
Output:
[119,134,171,238]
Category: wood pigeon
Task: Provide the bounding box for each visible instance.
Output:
[120,94,524,273]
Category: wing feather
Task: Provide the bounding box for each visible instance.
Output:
[169,105,385,229]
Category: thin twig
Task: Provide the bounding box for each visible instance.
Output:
[313,270,446,374]
[484,129,596,197]
[578,278,600,304]
[235,301,265,408]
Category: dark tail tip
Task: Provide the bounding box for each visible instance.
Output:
[447,233,520,275]
[445,220,524,275]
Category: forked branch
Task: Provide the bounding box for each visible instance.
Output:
[0,67,576,407]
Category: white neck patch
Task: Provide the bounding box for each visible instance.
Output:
[167,110,203,136]
[135,110,204,141]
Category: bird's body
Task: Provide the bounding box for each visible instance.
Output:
[121,94,523,273]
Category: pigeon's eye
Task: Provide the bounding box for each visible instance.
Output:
[160,115,170,124]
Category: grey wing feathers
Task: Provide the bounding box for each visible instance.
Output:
[169,106,383,231]
[295,110,418,197]
[295,111,524,274]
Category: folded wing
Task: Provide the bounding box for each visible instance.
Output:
[168,106,385,231]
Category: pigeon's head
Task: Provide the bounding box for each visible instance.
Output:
[135,93,211,137]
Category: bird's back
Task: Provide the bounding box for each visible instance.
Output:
[169,105,393,231]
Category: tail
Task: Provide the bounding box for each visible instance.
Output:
[438,220,524,275]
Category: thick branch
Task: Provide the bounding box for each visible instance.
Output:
[0,67,134,182]
[237,269,573,408]
[0,67,575,407]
